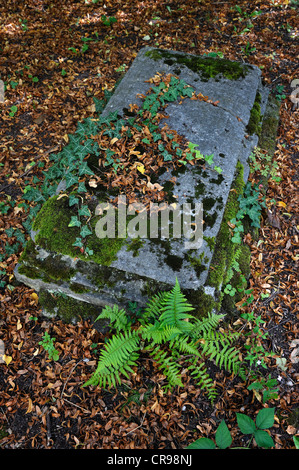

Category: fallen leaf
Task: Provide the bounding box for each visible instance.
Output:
[267,207,281,229]
[2,354,12,366]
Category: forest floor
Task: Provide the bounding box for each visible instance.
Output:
[0,0,298,451]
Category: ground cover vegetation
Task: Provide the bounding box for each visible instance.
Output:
[0,0,298,450]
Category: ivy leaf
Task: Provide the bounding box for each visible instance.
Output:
[77,182,87,193]
[69,194,79,207]
[80,225,93,238]
[65,173,79,189]
[78,161,94,176]
[78,205,91,217]
[214,166,223,174]
[68,216,81,227]
[5,227,15,237]
[72,237,83,248]
[85,247,94,256]
[204,154,215,166]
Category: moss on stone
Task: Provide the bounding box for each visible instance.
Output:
[126,237,145,257]
[206,161,248,295]
[246,91,262,136]
[38,289,105,324]
[32,195,125,266]
[145,49,249,82]
[258,94,280,156]
[18,239,76,284]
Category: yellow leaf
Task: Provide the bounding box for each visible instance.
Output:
[63,134,69,143]
[137,164,145,174]
[277,201,286,208]
[110,137,118,145]
[3,355,12,366]
[30,292,39,304]
[17,319,22,330]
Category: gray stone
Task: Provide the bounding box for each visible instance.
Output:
[14,48,278,325]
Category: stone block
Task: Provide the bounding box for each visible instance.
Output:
[14,48,278,325]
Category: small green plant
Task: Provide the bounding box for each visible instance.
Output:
[9,105,18,117]
[101,15,117,27]
[187,407,275,449]
[83,279,244,402]
[247,374,279,403]
[249,147,282,183]
[19,18,28,31]
[39,331,60,361]
[240,311,271,369]
[242,41,256,56]
[275,84,286,102]
[28,74,39,83]
[230,181,266,244]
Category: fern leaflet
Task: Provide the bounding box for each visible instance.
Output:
[83,329,140,388]
[159,278,195,333]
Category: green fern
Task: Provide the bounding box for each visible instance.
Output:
[95,304,129,332]
[149,345,184,389]
[141,290,169,324]
[83,329,140,388]
[141,321,181,345]
[189,312,225,338]
[199,330,241,375]
[188,359,218,402]
[158,278,195,333]
[83,278,244,402]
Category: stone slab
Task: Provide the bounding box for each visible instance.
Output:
[14,48,274,323]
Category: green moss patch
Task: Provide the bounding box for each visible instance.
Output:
[32,195,125,266]
[246,91,262,136]
[145,49,249,81]
[206,161,251,310]
[38,289,106,324]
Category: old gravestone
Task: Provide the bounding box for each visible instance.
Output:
[14,47,279,326]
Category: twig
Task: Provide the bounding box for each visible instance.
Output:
[63,398,91,414]
[125,412,147,435]
[60,359,83,398]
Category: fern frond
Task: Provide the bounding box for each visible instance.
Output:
[150,346,183,388]
[159,278,195,333]
[141,291,168,324]
[188,358,217,402]
[95,304,129,332]
[189,312,224,338]
[169,335,200,357]
[83,330,140,388]
[141,321,181,345]
[199,333,242,375]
